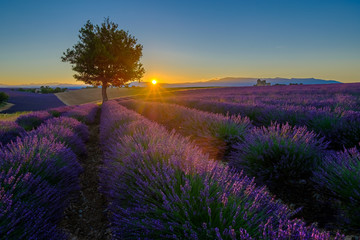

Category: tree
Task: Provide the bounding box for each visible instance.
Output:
[61,18,145,102]
[0,92,9,104]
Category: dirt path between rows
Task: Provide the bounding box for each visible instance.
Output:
[61,110,111,239]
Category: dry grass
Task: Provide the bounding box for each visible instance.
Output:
[55,88,154,105]
[0,103,14,112]
[0,111,30,121]
[55,87,196,106]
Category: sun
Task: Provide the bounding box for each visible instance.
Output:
[151,79,157,85]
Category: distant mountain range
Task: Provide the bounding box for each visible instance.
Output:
[0,77,341,89]
[0,83,90,89]
[160,77,341,87]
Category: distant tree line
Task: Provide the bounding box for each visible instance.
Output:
[0,92,9,104]
[13,86,68,94]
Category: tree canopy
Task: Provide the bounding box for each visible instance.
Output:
[61,18,145,102]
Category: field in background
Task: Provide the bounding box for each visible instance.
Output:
[55,87,207,105]
[0,88,65,113]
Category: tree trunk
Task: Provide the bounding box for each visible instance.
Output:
[102,84,108,103]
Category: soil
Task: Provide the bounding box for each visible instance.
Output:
[192,136,227,160]
[60,109,111,240]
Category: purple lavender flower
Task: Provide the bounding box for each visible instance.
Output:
[15,111,51,131]
[0,121,25,145]
[230,122,328,186]
[1,135,82,195]
[25,123,86,155]
[48,105,75,117]
[63,103,98,123]
[0,135,81,239]
[313,147,360,228]
[44,116,89,141]
[119,99,251,144]
[157,84,360,150]
[260,218,344,240]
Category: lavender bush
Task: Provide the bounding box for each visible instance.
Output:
[0,121,25,145]
[15,111,51,130]
[48,105,74,117]
[119,100,251,144]
[99,101,340,239]
[0,167,67,239]
[99,100,139,146]
[0,135,82,239]
[230,123,328,186]
[63,103,98,123]
[25,123,86,155]
[44,116,90,141]
[260,218,344,240]
[313,147,360,229]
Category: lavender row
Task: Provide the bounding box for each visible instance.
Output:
[118,99,251,144]
[1,104,93,145]
[157,89,360,229]
[0,123,84,238]
[118,100,360,230]
[12,106,72,133]
[48,105,75,117]
[99,100,342,239]
[167,83,360,108]
[16,111,52,131]
[313,147,360,229]
[116,100,328,189]
[179,85,360,112]
[63,103,98,124]
[118,100,342,228]
[162,98,360,150]
[118,100,323,190]
[0,105,96,238]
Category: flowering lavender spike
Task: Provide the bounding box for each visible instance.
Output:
[0,121,25,145]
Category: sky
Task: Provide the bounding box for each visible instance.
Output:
[0,0,359,85]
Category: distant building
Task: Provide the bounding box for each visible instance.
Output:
[255,79,271,86]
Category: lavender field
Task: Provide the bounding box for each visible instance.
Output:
[0,88,65,113]
[1,83,360,239]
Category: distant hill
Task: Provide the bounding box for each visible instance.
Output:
[0,83,89,89]
[0,77,341,89]
[162,77,341,87]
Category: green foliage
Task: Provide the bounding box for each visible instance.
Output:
[0,91,9,104]
[14,87,67,94]
[217,116,250,143]
[313,148,360,228]
[137,169,265,238]
[230,124,328,186]
[16,88,36,93]
[39,86,67,94]
[61,17,145,102]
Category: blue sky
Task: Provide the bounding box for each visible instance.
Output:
[0,0,359,84]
